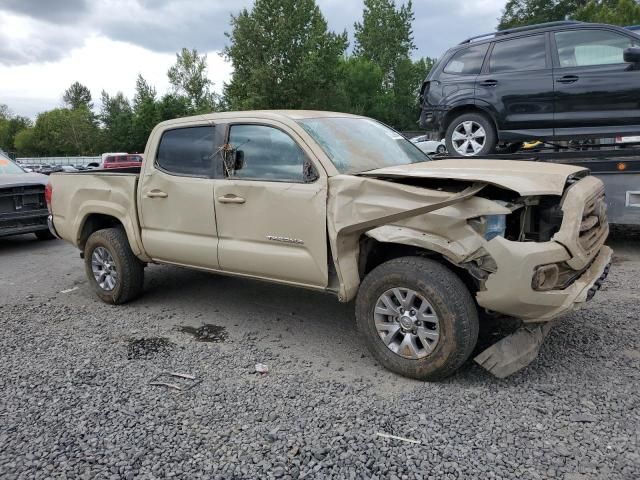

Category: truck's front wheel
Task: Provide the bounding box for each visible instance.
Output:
[84,228,144,304]
[356,257,478,381]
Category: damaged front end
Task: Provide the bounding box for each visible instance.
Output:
[328,162,612,378]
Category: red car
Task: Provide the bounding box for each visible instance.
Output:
[102,154,143,169]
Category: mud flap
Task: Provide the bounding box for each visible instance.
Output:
[474,322,555,378]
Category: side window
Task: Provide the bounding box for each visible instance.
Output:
[227,124,311,182]
[555,29,638,67]
[156,126,215,177]
[443,44,489,75]
[489,35,547,73]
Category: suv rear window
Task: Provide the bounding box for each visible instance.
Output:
[489,34,547,73]
[443,44,489,75]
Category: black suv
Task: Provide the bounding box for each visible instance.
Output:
[419,21,640,156]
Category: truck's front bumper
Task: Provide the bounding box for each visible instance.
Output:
[476,237,612,323]
[473,241,611,378]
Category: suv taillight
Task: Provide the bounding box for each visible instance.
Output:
[419,80,430,105]
[45,183,52,212]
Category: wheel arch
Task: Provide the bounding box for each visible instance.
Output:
[76,210,147,261]
[442,104,498,138]
[358,233,479,300]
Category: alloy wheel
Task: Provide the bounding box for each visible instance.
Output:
[373,287,440,359]
[91,246,118,291]
[451,121,486,156]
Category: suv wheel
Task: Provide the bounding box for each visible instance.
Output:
[445,112,497,157]
[356,256,479,381]
[84,228,144,304]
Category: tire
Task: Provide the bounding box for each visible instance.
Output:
[445,112,497,157]
[35,229,56,241]
[356,256,479,381]
[84,227,144,304]
[436,144,447,154]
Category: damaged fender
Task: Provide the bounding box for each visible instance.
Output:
[326,175,485,301]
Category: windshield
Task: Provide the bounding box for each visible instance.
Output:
[0,155,25,174]
[297,117,429,174]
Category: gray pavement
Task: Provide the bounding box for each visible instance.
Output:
[0,234,638,479]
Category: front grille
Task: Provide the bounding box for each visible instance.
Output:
[0,185,46,214]
[578,188,608,253]
[552,175,609,271]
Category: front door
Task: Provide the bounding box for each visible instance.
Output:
[213,123,328,288]
[138,125,220,268]
[552,28,640,138]
[475,33,554,141]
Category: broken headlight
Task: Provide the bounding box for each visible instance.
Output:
[469,215,507,241]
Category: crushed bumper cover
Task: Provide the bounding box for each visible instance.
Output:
[475,245,612,378]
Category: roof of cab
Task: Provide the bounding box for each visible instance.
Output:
[156,110,364,128]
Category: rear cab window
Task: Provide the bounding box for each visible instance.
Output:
[156,126,216,177]
[443,44,489,75]
[489,34,547,72]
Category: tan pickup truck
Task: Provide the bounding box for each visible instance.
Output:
[48,111,612,380]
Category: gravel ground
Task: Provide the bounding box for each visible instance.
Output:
[0,234,638,479]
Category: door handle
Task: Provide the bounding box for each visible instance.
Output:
[145,190,168,198]
[218,194,246,204]
[556,75,579,84]
[479,79,498,87]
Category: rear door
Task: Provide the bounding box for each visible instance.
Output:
[552,27,640,138]
[138,123,221,269]
[475,33,554,140]
[212,122,328,288]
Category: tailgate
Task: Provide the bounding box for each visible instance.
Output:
[50,172,140,248]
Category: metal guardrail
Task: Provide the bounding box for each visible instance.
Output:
[16,156,101,166]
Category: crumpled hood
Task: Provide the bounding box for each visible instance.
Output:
[0,173,49,188]
[359,159,588,196]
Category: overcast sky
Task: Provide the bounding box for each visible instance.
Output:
[0,0,505,119]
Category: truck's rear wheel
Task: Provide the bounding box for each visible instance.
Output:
[356,256,478,380]
[84,228,144,304]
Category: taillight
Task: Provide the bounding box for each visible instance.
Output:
[45,183,52,212]
[419,80,430,105]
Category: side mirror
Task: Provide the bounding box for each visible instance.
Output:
[623,47,640,63]
[303,159,319,183]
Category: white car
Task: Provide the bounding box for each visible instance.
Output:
[411,135,447,155]
[615,135,640,144]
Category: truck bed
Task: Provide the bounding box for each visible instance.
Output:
[50,171,140,249]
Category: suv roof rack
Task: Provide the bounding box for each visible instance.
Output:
[459,21,583,44]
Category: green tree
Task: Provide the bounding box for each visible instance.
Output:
[100,91,135,152]
[0,104,32,153]
[131,75,160,153]
[17,107,101,156]
[0,116,32,152]
[575,0,640,24]
[63,81,94,110]
[0,104,10,120]
[349,0,431,129]
[158,93,192,122]
[335,57,386,116]
[354,0,416,85]
[497,0,640,29]
[223,0,348,110]
[167,48,218,113]
[14,127,36,156]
